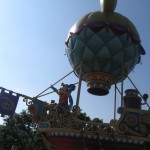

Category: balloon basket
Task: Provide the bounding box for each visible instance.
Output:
[83,72,114,96]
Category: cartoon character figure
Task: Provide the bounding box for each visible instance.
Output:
[50,83,75,112]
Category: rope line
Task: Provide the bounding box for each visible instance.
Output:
[0,66,80,101]
[127,76,150,109]
[115,85,121,95]
[38,82,79,98]
[119,67,150,109]
[35,64,81,98]
[35,70,74,98]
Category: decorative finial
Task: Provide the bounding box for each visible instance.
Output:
[100,0,117,13]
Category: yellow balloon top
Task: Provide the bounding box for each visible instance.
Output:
[100,0,117,13]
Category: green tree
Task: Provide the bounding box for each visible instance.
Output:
[77,112,103,123]
[0,110,46,150]
[92,118,103,123]
[77,112,91,121]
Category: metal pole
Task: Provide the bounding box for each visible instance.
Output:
[114,84,117,120]
[116,85,121,95]
[76,63,83,107]
[121,80,124,107]
[121,67,124,107]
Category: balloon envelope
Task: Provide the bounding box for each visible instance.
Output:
[65,11,145,96]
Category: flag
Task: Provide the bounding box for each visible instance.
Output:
[0,88,19,117]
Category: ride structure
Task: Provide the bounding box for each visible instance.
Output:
[24,0,150,149]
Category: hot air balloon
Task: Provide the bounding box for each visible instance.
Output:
[23,1,150,150]
[65,0,145,96]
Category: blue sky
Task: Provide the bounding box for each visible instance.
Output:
[0,0,150,124]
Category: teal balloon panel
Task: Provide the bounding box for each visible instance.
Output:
[66,27,141,83]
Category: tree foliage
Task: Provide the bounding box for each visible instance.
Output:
[77,112,91,121]
[0,110,103,149]
[0,110,46,150]
[77,112,103,123]
[92,118,103,123]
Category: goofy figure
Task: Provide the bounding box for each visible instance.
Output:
[50,83,76,112]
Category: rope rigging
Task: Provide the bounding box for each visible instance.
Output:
[0,64,81,102]
[35,64,81,99]
[35,69,75,98]
[38,82,79,98]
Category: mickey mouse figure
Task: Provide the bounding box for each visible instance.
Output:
[50,83,76,112]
